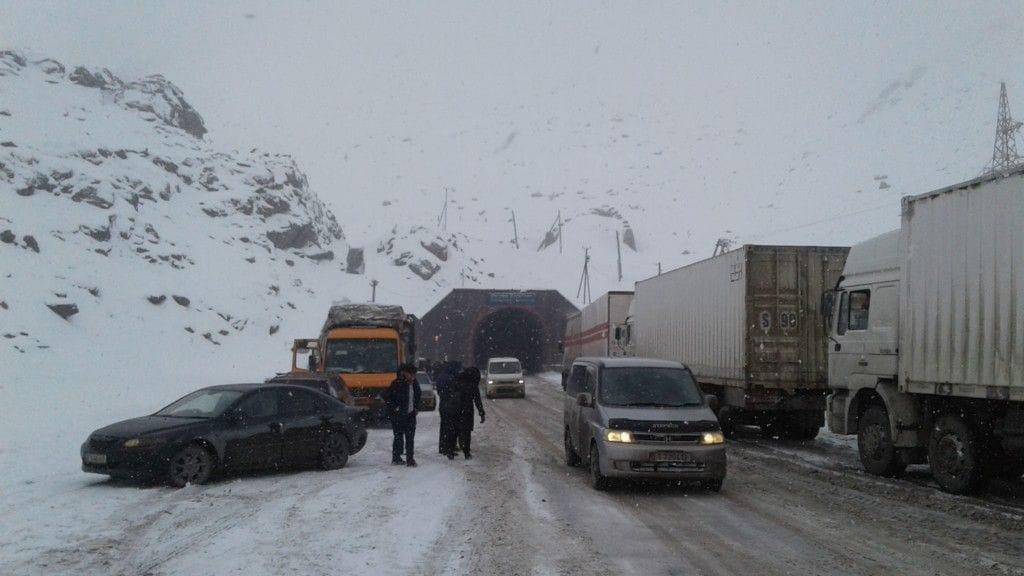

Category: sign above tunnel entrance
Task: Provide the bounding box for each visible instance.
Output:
[487,291,537,306]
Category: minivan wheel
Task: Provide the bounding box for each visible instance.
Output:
[564,428,580,467]
[168,445,214,488]
[857,405,907,477]
[929,414,988,494]
[589,443,610,491]
[320,432,350,470]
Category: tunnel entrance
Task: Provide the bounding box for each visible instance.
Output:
[472,308,545,373]
[417,289,578,373]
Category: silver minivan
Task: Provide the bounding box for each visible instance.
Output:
[563,357,727,491]
[485,357,526,398]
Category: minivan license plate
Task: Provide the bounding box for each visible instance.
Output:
[653,451,691,463]
[85,453,107,465]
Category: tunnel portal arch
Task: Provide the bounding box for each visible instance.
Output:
[417,289,578,373]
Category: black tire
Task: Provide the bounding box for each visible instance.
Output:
[589,443,610,491]
[320,432,350,470]
[995,460,1024,482]
[761,414,785,440]
[717,405,738,439]
[564,427,580,467]
[168,445,214,488]
[702,478,724,492]
[857,405,907,477]
[787,411,823,441]
[929,413,988,494]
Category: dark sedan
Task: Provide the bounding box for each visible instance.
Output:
[81,383,368,487]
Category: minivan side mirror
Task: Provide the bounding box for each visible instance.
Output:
[704,394,720,413]
[576,392,593,407]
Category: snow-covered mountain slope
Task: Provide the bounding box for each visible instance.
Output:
[0,50,362,378]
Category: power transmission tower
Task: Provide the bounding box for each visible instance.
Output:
[576,248,591,304]
[984,82,1024,175]
[615,230,623,282]
[437,187,450,231]
[510,210,519,249]
[370,279,379,302]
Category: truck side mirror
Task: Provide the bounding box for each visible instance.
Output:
[821,291,835,330]
[308,353,319,371]
[614,327,622,340]
[557,341,564,353]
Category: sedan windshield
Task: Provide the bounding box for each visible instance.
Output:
[155,389,244,418]
[599,368,703,407]
[325,338,398,374]
[489,361,521,374]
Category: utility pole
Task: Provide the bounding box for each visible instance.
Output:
[370,279,379,302]
[615,230,623,282]
[438,187,449,231]
[510,210,519,249]
[576,248,591,304]
[984,82,1024,175]
[557,210,563,254]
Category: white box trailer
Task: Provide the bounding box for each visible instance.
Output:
[827,169,1024,493]
[560,291,633,376]
[633,245,849,439]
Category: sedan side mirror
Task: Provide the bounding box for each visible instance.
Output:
[704,394,720,413]
[576,392,593,407]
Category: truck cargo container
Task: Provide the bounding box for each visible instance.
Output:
[560,291,633,385]
[632,245,849,439]
[826,169,1024,494]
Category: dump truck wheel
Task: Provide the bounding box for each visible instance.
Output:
[857,405,906,477]
[929,414,988,494]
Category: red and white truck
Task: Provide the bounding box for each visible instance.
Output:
[560,291,633,385]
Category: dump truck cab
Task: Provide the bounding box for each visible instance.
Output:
[291,304,416,414]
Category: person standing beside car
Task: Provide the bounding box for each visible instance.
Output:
[456,366,485,459]
[385,363,422,466]
[435,361,462,459]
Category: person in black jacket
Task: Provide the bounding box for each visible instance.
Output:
[435,361,462,459]
[384,362,422,466]
[456,366,486,459]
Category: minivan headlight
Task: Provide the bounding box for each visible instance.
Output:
[701,431,725,445]
[606,430,633,443]
[518,379,524,384]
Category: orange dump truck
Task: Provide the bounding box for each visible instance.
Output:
[291,303,417,415]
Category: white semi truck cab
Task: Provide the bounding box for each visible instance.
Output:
[825,171,1024,494]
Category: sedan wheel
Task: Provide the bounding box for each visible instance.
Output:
[168,445,213,488]
[320,433,350,470]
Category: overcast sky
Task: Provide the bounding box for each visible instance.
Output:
[3,1,1023,247]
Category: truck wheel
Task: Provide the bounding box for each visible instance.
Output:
[761,414,787,440]
[564,428,580,467]
[857,405,907,477]
[789,411,823,441]
[589,443,610,491]
[929,414,988,494]
[717,406,738,439]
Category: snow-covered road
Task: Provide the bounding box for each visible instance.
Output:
[2,376,1023,575]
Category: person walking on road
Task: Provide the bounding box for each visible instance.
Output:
[456,366,486,459]
[435,361,462,459]
[385,362,422,466]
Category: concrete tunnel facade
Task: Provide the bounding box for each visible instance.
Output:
[417,289,579,373]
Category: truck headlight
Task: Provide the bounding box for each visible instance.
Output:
[701,431,725,445]
[487,380,494,385]
[518,379,524,384]
[606,430,633,443]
